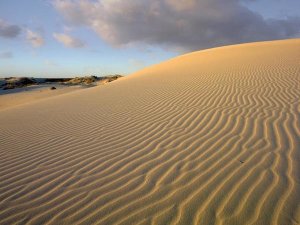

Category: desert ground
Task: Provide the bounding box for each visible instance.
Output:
[0,39,299,225]
[0,84,85,110]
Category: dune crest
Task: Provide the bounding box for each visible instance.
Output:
[0,39,299,225]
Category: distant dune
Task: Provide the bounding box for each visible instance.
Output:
[0,39,299,225]
[0,75,122,110]
[0,75,122,90]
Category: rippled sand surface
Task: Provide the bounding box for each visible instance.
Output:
[0,39,299,225]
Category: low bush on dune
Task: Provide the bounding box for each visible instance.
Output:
[63,76,98,85]
[1,77,37,90]
[63,75,122,86]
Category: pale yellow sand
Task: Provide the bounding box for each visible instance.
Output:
[0,84,85,110]
[0,39,299,225]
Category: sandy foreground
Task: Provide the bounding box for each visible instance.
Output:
[0,39,299,225]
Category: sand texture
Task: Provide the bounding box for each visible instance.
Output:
[0,84,85,110]
[0,39,299,225]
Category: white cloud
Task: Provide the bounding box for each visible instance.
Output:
[26,30,45,47]
[53,0,300,51]
[53,33,85,48]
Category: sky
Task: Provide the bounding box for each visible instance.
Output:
[0,0,299,78]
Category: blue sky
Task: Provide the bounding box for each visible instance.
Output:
[0,0,299,77]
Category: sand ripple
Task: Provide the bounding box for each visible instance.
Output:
[0,39,299,225]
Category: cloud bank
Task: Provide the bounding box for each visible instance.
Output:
[53,0,300,51]
[0,19,21,39]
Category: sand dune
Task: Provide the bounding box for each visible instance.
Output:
[0,39,299,225]
[0,84,86,110]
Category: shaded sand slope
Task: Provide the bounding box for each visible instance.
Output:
[0,39,299,225]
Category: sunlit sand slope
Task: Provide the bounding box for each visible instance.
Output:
[0,39,299,225]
